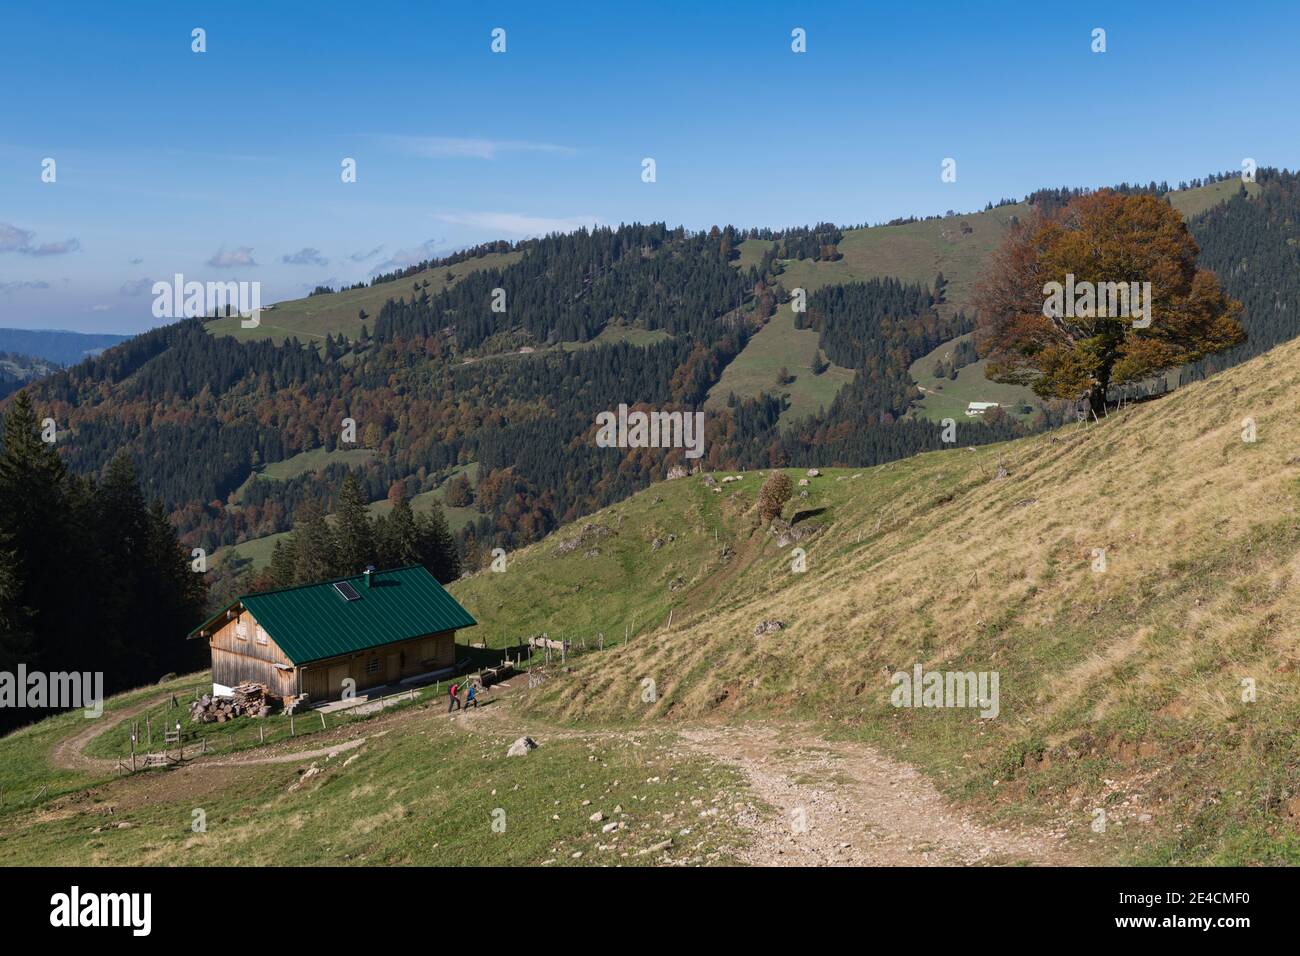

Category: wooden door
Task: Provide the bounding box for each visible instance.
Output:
[328,663,349,698]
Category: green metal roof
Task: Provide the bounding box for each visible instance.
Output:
[191,565,476,665]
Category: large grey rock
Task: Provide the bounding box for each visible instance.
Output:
[507,736,538,757]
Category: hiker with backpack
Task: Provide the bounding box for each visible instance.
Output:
[447,681,462,713]
[466,681,479,709]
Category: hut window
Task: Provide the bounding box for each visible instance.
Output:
[366,658,380,674]
[235,621,248,641]
[255,626,268,645]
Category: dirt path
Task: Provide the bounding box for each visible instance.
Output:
[677,724,1074,866]
[49,695,170,773]
[49,685,1074,866]
[49,694,372,773]
[202,736,369,766]
[453,691,1074,866]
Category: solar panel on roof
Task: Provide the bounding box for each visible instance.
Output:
[333,581,361,601]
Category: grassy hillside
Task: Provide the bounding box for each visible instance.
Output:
[704,303,854,426]
[0,674,750,866]
[452,334,1300,864]
[737,203,1030,315]
[8,334,1300,866]
[205,251,521,346]
[730,206,1029,422]
[906,333,1039,424]
[561,325,672,351]
[728,181,1255,424]
[1170,177,1260,218]
[213,461,481,572]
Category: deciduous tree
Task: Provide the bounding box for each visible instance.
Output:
[974,191,1244,413]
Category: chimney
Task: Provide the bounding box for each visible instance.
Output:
[363,565,376,588]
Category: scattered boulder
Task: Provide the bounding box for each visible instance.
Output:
[288,762,324,792]
[666,464,688,480]
[554,523,614,556]
[651,537,664,552]
[507,736,539,757]
[806,468,820,477]
[753,620,785,637]
[702,474,719,489]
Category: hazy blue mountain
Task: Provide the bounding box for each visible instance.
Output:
[0,327,131,366]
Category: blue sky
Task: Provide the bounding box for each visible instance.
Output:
[2,0,1297,333]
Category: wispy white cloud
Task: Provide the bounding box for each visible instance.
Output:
[373,238,447,273]
[206,246,258,268]
[0,221,80,256]
[120,277,154,296]
[434,211,600,237]
[28,238,80,256]
[383,135,576,160]
[0,280,50,292]
[0,223,35,253]
[349,245,384,263]
[282,247,329,267]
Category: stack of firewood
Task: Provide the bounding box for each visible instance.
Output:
[232,682,271,716]
[188,683,272,723]
[189,695,236,723]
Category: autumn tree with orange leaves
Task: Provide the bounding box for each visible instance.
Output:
[973,191,1244,415]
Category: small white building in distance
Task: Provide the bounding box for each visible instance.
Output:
[965,402,1000,417]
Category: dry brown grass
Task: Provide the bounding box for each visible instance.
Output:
[501,338,1300,861]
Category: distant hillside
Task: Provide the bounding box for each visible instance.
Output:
[0,351,61,399]
[29,223,1023,583]
[16,173,1289,606]
[205,250,522,346]
[0,328,130,366]
[725,178,1259,423]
